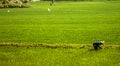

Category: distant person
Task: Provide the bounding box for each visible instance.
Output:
[93,41,104,50]
[50,0,55,6]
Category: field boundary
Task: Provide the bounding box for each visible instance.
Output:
[0,43,120,49]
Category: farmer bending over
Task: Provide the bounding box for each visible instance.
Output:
[93,41,104,50]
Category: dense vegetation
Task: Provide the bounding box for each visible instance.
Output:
[0,46,120,66]
[0,1,120,44]
[0,0,30,8]
[0,1,120,66]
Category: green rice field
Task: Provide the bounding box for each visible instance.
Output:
[0,1,120,44]
[0,1,120,66]
[0,46,120,66]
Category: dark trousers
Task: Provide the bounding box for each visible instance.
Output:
[93,45,98,50]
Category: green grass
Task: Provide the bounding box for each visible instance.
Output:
[0,1,120,66]
[0,46,120,66]
[0,1,120,44]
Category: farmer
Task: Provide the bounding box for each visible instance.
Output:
[93,41,104,50]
